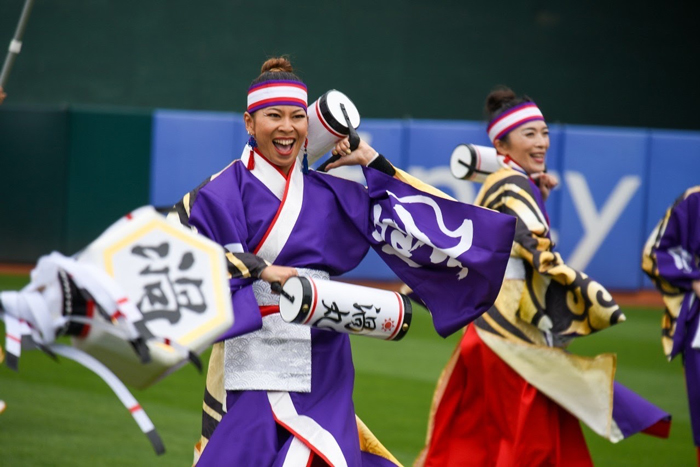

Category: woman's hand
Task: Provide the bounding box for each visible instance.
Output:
[260,265,298,287]
[0,87,6,105]
[532,172,559,201]
[324,138,378,171]
[693,279,700,299]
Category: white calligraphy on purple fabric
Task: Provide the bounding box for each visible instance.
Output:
[668,246,694,274]
[371,191,473,279]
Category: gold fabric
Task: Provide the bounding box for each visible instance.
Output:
[475,168,624,338]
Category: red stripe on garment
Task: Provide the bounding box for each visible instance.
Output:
[253,164,294,255]
[270,412,335,467]
[260,305,280,317]
[7,334,20,343]
[117,297,128,304]
[253,147,292,179]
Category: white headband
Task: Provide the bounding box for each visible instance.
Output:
[487,103,544,143]
[247,80,308,114]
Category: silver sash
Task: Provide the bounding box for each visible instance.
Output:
[223,268,329,392]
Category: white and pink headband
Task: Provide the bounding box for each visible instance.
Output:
[487,102,545,143]
[247,80,308,114]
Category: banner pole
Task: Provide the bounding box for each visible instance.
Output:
[1,0,37,88]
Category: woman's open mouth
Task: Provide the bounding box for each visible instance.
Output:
[530,153,545,164]
[273,138,296,156]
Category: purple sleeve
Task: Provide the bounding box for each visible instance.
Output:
[655,192,700,290]
[188,186,263,339]
[363,167,516,337]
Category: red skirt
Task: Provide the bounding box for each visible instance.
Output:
[420,325,593,467]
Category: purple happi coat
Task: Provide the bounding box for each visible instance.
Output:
[176,147,516,466]
[643,186,700,446]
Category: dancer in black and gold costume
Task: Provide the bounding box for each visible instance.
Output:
[417,87,670,467]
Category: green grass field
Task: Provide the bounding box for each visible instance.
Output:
[0,273,694,466]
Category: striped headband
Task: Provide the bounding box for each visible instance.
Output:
[487,102,545,143]
[247,80,308,114]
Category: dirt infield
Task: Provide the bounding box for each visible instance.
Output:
[337,279,666,308]
[0,264,33,275]
[0,263,664,308]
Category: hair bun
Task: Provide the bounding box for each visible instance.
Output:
[485,86,517,117]
[261,57,294,74]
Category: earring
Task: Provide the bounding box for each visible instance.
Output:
[302,138,309,174]
[247,135,257,170]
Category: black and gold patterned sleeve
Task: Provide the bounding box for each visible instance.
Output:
[476,169,623,336]
[476,170,554,270]
[223,251,268,280]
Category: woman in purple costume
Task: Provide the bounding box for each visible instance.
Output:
[172,57,516,466]
[643,186,700,465]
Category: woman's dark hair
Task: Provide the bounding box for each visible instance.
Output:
[250,56,304,86]
[484,86,534,142]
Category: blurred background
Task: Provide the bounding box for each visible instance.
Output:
[1,0,699,291]
[1,1,699,127]
[1,1,699,465]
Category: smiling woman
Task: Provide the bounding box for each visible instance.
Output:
[244,59,309,175]
[417,87,672,466]
[485,87,558,199]
[168,56,519,467]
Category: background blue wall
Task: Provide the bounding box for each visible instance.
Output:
[150,110,700,289]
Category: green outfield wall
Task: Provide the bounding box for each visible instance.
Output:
[64,107,151,253]
[0,107,70,262]
[0,1,697,130]
[0,106,150,261]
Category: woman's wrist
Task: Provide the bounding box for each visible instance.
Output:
[367,153,396,176]
[365,151,380,166]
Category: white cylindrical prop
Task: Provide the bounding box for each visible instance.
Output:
[450,144,503,183]
[306,90,361,164]
[279,277,411,341]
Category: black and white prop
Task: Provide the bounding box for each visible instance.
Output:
[0,206,234,455]
[307,89,361,168]
[1,0,36,88]
[278,277,412,341]
[74,206,233,389]
[449,143,503,183]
